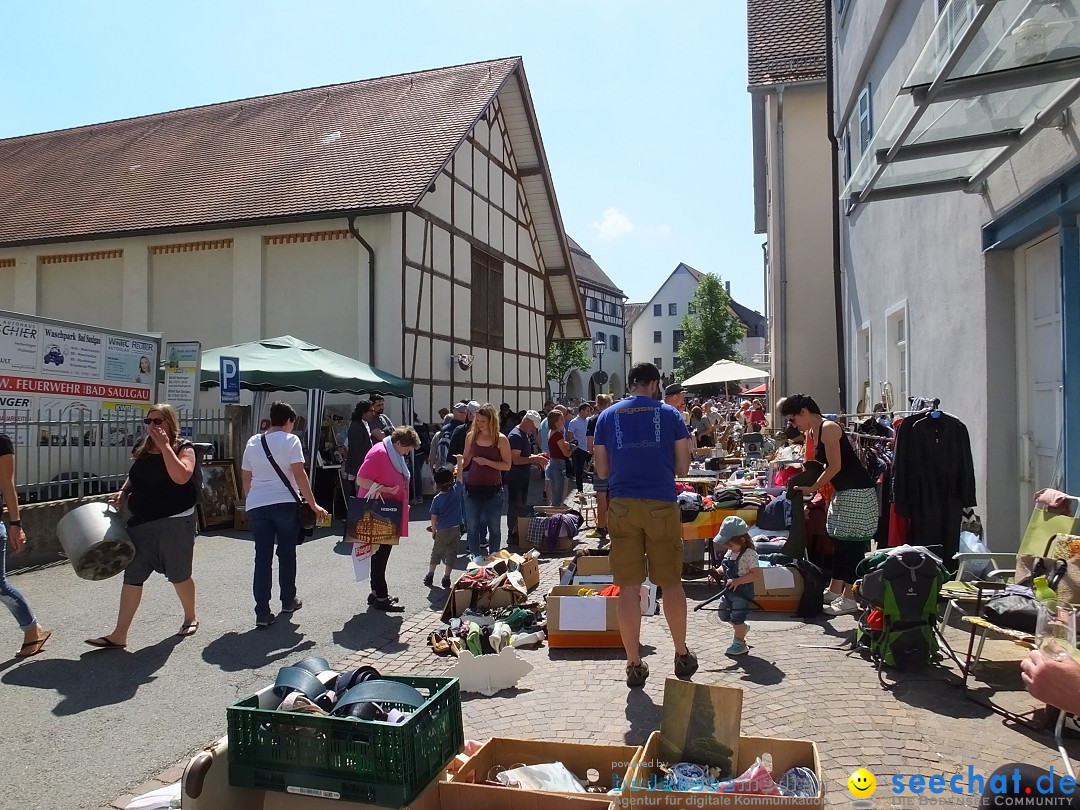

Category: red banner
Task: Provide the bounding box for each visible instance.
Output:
[0,375,151,401]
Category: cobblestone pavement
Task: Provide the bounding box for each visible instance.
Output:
[105,534,1079,810]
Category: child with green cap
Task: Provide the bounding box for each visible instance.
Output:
[708,515,758,656]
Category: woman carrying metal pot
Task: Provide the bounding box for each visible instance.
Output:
[87,403,199,649]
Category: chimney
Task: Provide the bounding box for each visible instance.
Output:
[725,281,731,295]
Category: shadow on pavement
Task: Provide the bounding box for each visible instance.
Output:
[624,688,659,746]
[713,653,785,685]
[333,611,406,654]
[3,635,182,716]
[202,620,316,672]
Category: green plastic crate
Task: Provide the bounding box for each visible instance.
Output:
[227,675,463,807]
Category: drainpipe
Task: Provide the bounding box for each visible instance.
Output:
[775,85,788,400]
[347,215,377,361]
[825,0,847,409]
[1060,213,1080,491]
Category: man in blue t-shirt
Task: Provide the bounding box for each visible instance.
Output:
[593,362,695,689]
[505,410,547,547]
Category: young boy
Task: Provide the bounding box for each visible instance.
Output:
[708,516,759,656]
[426,467,464,588]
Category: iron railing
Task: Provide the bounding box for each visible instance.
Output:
[0,409,228,503]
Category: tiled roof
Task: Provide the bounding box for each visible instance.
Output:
[680,263,705,281]
[567,236,624,295]
[624,303,646,328]
[0,58,521,247]
[729,298,767,338]
[747,0,828,88]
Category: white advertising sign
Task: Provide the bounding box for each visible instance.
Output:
[163,341,201,414]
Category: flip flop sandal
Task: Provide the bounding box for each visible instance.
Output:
[85,636,126,649]
[177,620,199,638]
[16,631,51,659]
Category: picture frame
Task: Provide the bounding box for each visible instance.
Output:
[198,459,239,530]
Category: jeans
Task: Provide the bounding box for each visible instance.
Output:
[546,460,567,507]
[464,489,505,557]
[248,502,299,616]
[0,526,35,630]
[505,478,530,544]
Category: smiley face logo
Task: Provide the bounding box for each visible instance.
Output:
[848,768,876,798]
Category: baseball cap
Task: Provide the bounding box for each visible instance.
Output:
[717,515,750,543]
[665,383,685,396]
[453,401,468,413]
[523,409,543,428]
[467,401,481,417]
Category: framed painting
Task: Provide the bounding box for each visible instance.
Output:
[198,459,239,530]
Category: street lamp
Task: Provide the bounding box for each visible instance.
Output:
[594,337,606,374]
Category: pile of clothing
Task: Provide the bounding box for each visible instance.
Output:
[428,605,546,656]
[711,486,770,511]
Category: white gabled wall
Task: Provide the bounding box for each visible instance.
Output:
[629,266,699,375]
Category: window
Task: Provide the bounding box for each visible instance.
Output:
[605,301,616,316]
[936,0,976,56]
[653,331,662,344]
[843,128,852,182]
[588,297,600,313]
[672,355,681,370]
[673,329,685,353]
[470,247,504,348]
[688,302,696,316]
[858,85,873,153]
[669,303,677,316]
[653,357,663,368]
[653,303,662,317]
[887,305,909,412]
[594,332,606,355]
[610,334,620,352]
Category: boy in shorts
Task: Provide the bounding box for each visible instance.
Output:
[425,468,463,589]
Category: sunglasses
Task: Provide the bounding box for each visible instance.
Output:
[143,418,165,425]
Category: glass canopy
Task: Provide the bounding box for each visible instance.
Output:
[843,0,1080,206]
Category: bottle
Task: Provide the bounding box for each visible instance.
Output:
[1034,576,1056,603]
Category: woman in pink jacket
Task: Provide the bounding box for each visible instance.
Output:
[356,425,421,610]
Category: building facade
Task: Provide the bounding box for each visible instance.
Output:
[748,0,841,414]
[834,0,1080,543]
[0,59,588,423]
[564,237,627,402]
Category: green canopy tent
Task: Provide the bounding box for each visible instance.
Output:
[191,336,413,479]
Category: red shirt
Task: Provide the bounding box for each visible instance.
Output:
[548,430,569,460]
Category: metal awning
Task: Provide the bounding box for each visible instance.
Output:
[844,0,1080,207]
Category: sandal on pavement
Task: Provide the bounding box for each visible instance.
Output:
[85,636,126,649]
[16,630,51,659]
[372,597,404,612]
[177,620,199,638]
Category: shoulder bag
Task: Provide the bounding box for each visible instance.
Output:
[261,434,317,536]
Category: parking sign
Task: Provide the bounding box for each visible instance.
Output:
[220,356,240,404]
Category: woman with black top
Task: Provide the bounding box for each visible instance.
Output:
[0,433,51,658]
[346,401,374,482]
[87,404,199,648]
[780,393,879,616]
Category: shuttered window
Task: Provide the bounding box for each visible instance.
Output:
[858,86,873,153]
[471,247,504,348]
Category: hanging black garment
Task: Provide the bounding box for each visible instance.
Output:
[892,411,976,569]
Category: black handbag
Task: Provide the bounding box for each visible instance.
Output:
[261,435,317,537]
[982,592,1039,634]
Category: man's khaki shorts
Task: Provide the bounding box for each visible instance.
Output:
[607,497,683,587]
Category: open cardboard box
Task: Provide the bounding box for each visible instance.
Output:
[450,737,642,796]
[441,583,525,622]
[620,680,824,808]
[518,513,577,554]
[435,781,613,809]
[546,585,622,648]
[560,553,657,616]
[750,565,804,613]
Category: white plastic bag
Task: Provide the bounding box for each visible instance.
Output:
[957,531,992,581]
[125,782,181,809]
[497,761,586,792]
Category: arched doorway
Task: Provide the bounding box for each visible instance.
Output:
[565,370,585,403]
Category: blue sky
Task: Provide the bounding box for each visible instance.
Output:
[3,1,765,312]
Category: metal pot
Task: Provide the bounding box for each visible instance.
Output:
[56,502,135,581]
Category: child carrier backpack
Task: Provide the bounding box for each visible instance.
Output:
[854,547,944,671]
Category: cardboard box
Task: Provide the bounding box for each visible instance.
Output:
[470,550,540,593]
[451,737,641,796]
[441,584,525,622]
[435,781,612,809]
[546,585,622,648]
[561,553,657,616]
[518,515,577,554]
[751,565,804,613]
[621,679,824,808]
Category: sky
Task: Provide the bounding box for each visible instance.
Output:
[2,1,766,313]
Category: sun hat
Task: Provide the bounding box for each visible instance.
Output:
[467,401,481,417]
[717,515,750,543]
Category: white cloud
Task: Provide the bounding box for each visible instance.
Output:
[656,224,672,236]
[590,207,635,241]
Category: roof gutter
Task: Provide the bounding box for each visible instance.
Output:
[347,214,377,362]
[826,0,847,409]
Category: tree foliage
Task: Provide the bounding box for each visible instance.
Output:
[675,273,746,381]
[546,340,592,389]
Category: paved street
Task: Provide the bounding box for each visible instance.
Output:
[2,494,1076,810]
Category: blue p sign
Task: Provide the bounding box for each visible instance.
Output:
[220,356,240,404]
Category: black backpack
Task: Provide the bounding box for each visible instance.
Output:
[856,548,944,670]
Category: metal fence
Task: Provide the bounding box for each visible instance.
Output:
[0,409,229,503]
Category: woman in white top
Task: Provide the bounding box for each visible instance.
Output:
[241,401,327,628]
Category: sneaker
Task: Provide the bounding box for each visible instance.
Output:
[367,593,399,606]
[823,596,859,616]
[255,612,276,628]
[281,598,303,613]
[423,572,434,587]
[726,640,750,656]
[470,555,485,566]
[626,660,650,688]
[441,575,452,588]
[674,648,699,680]
[372,597,405,612]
